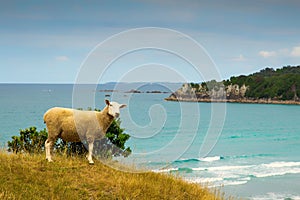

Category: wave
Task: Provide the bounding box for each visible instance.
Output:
[174,154,274,164]
[174,156,224,163]
[224,153,275,160]
[185,177,223,184]
[174,158,201,163]
[153,161,300,187]
[202,165,253,171]
[153,165,253,173]
[154,161,300,174]
[252,193,300,200]
[153,167,199,173]
[184,177,250,187]
[251,161,300,178]
[152,167,178,173]
[199,156,223,162]
[253,168,300,178]
[262,161,300,168]
[228,135,242,139]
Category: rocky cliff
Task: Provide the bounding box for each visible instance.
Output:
[165,82,300,105]
[165,66,300,105]
[167,83,248,101]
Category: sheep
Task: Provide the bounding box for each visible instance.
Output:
[44,99,126,164]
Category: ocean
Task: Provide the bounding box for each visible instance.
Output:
[0,84,300,200]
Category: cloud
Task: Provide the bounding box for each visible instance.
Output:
[291,46,300,57]
[55,56,69,61]
[259,45,300,58]
[259,50,277,58]
[231,54,246,62]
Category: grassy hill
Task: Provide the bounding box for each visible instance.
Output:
[0,152,228,200]
[225,66,300,100]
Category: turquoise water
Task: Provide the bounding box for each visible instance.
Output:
[0,84,300,199]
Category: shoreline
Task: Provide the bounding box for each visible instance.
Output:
[164,97,300,105]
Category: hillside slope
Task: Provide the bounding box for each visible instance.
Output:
[0,152,226,200]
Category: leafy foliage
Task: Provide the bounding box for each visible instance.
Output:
[225,66,300,100]
[7,127,48,154]
[106,119,131,157]
[7,109,131,158]
[189,65,300,101]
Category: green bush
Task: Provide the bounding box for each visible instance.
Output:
[7,114,131,158]
[106,118,131,157]
[7,127,48,154]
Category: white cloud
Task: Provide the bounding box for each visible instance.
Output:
[259,46,300,59]
[259,50,276,58]
[231,54,246,62]
[55,56,69,61]
[291,46,300,57]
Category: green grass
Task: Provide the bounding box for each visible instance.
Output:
[0,151,232,200]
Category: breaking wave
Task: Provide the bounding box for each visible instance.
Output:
[173,153,274,164]
[251,193,300,200]
[153,161,300,187]
[174,156,224,163]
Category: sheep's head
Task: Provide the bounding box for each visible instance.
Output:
[105,99,126,118]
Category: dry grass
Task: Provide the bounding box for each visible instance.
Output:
[0,151,231,200]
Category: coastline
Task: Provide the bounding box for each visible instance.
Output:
[164,97,300,105]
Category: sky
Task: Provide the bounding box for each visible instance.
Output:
[1,0,300,83]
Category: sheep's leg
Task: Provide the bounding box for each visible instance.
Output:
[87,139,94,165]
[45,139,53,162]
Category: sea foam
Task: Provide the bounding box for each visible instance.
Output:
[174,156,223,163]
[199,156,223,162]
[252,192,300,200]
[153,160,300,189]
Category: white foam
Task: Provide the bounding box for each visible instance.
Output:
[207,165,253,171]
[185,177,223,184]
[253,168,300,178]
[175,156,222,163]
[191,165,253,172]
[199,156,221,162]
[191,167,206,171]
[185,175,252,188]
[250,161,300,178]
[154,160,300,189]
[222,180,248,186]
[252,192,300,200]
[262,161,300,168]
[152,167,178,173]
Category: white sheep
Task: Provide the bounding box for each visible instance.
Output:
[44,100,126,164]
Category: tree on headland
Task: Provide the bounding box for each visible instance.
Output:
[187,65,300,101]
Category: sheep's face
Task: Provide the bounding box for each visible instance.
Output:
[106,100,126,118]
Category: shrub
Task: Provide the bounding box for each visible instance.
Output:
[105,118,131,157]
[7,127,47,154]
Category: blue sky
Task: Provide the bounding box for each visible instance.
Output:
[1,0,300,83]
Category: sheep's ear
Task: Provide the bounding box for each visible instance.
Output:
[105,99,110,106]
[119,104,126,109]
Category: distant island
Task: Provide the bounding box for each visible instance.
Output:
[125,89,142,93]
[165,65,300,105]
[125,89,169,94]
